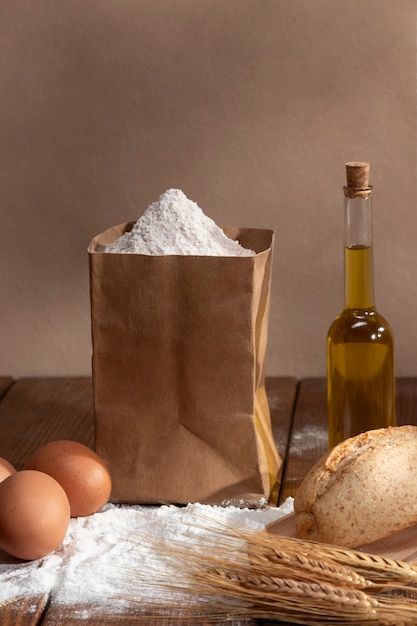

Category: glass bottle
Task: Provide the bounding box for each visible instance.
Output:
[327,162,396,449]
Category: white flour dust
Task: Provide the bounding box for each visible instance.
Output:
[0,499,294,613]
[98,188,255,256]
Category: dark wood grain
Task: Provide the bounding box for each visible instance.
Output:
[279,377,328,502]
[41,605,256,625]
[0,593,49,626]
[278,377,417,503]
[396,378,417,426]
[265,376,298,505]
[0,377,13,399]
[0,377,94,470]
[266,376,297,460]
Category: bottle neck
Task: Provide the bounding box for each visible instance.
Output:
[344,195,375,309]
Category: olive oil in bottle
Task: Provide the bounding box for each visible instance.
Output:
[327,162,395,449]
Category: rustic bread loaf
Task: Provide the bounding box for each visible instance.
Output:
[294,425,417,548]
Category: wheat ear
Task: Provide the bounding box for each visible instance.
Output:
[254,532,417,586]
[106,515,417,624]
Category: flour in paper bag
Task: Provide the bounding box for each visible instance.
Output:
[99,188,255,256]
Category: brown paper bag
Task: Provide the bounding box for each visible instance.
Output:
[88,224,281,505]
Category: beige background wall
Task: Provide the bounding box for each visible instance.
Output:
[1,0,416,378]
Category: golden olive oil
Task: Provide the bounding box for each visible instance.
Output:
[327,305,395,446]
[344,244,373,309]
[327,163,396,448]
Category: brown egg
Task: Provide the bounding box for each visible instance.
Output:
[0,457,16,483]
[0,470,70,560]
[26,440,112,517]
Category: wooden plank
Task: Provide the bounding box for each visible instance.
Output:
[0,379,94,626]
[0,593,48,626]
[265,377,298,505]
[279,377,417,503]
[279,378,327,502]
[42,605,256,625]
[0,377,94,470]
[396,377,417,426]
[0,376,13,399]
[266,376,298,460]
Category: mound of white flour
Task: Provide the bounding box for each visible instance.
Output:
[99,189,255,256]
[0,499,294,614]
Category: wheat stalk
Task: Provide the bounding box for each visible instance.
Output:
[247,539,369,589]
[195,565,377,611]
[177,515,417,587]
[107,515,417,624]
[170,559,417,624]
[251,531,417,586]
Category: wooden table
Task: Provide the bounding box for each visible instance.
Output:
[1,376,416,625]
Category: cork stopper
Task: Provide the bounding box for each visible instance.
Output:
[344,161,372,198]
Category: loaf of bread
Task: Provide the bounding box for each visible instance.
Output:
[294,425,417,548]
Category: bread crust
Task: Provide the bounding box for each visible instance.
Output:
[294,425,417,548]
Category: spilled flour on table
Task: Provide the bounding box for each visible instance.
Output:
[0,499,294,614]
[98,188,255,256]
